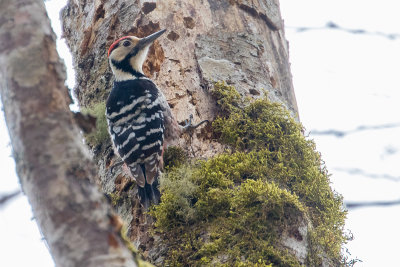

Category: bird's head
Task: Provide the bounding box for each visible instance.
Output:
[108,29,166,81]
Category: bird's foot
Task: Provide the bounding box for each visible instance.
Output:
[182,114,209,132]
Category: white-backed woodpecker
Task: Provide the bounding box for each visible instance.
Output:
[106,29,206,208]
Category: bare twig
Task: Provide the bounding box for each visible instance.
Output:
[310,122,400,138]
[334,167,400,182]
[287,21,400,40]
[0,190,21,207]
[346,199,400,209]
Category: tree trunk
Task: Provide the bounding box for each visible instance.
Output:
[60,0,313,265]
[62,0,297,152]
[0,0,144,266]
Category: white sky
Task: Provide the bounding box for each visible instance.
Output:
[280,1,400,266]
[1,0,400,266]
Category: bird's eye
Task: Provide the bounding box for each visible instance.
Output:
[123,40,131,47]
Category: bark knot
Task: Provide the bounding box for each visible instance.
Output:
[142,2,156,14]
[167,31,180,41]
[183,17,195,29]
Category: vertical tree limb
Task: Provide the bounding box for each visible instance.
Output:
[0,0,142,266]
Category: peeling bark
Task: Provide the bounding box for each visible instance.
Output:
[0,0,143,266]
[61,0,300,263]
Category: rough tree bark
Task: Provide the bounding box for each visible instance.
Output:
[62,0,297,154]
[61,0,303,264]
[0,1,145,266]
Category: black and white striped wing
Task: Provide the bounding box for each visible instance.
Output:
[106,79,165,187]
[109,117,163,185]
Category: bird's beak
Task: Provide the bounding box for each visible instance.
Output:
[137,29,166,49]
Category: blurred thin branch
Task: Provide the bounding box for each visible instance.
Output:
[310,122,400,138]
[346,199,400,209]
[335,167,400,182]
[0,190,21,207]
[287,21,400,40]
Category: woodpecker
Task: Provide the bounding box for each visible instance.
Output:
[106,29,205,208]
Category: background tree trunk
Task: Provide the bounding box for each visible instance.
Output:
[61,0,304,264]
[0,0,144,266]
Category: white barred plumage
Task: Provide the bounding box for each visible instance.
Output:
[106,77,167,208]
[106,30,173,208]
[106,29,206,208]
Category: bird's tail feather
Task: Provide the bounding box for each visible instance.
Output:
[138,165,161,209]
[138,180,160,209]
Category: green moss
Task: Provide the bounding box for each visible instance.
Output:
[151,153,308,266]
[213,84,300,152]
[108,192,122,206]
[149,82,349,266]
[81,102,109,147]
[211,81,241,114]
[163,146,186,168]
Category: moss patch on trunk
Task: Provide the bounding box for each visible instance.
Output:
[80,102,109,148]
[150,82,349,266]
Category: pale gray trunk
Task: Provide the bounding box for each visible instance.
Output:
[0,0,142,266]
[61,0,300,264]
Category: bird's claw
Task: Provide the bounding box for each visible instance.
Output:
[183,114,194,129]
[182,114,209,132]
